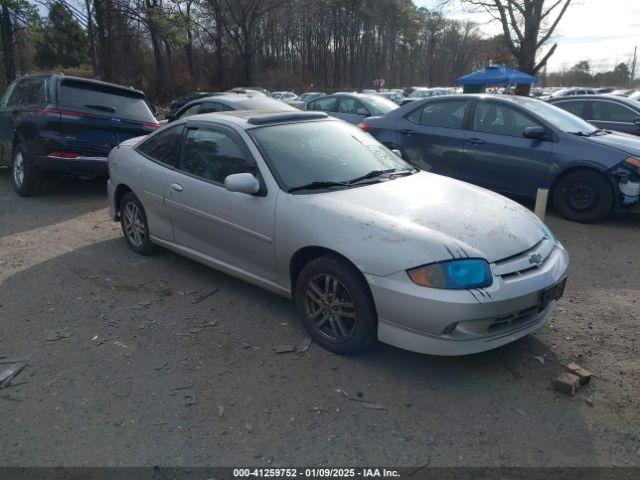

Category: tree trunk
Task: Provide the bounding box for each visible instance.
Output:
[0,0,16,84]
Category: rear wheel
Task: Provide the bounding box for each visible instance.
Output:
[552,170,614,223]
[119,192,157,255]
[294,255,377,354]
[12,145,45,196]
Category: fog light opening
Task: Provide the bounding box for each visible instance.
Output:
[443,322,458,335]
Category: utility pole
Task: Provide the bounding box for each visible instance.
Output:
[631,46,637,88]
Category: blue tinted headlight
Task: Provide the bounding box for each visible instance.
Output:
[541,223,556,244]
[407,258,493,289]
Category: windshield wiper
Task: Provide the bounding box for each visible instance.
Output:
[347,169,397,185]
[85,104,116,113]
[288,180,350,193]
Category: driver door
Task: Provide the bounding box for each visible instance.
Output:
[334,97,370,125]
[164,121,277,280]
[462,100,552,197]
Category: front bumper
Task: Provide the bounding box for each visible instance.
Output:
[33,154,108,176]
[367,243,569,356]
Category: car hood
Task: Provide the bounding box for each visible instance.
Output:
[283,172,547,275]
[585,131,640,157]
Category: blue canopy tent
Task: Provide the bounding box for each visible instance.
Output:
[456,65,537,93]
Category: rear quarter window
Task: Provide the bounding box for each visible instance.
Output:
[59,80,155,122]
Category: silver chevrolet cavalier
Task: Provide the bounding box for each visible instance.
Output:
[107,111,569,356]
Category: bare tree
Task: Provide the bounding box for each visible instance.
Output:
[457,0,572,94]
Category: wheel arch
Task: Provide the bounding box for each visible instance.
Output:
[289,246,376,308]
[113,184,134,218]
[549,164,616,206]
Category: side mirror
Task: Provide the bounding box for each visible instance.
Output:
[523,126,546,140]
[166,113,175,123]
[224,173,260,195]
[391,149,402,158]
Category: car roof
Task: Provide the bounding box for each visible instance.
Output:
[185,110,331,129]
[547,94,640,106]
[17,73,146,96]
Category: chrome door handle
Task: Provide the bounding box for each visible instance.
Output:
[400,129,416,136]
[170,183,183,192]
[465,138,486,145]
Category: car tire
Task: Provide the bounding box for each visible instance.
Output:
[294,255,377,354]
[119,192,157,255]
[552,170,614,223]
[11,145,45,197]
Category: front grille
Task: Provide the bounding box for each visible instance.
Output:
[493,237,555,280]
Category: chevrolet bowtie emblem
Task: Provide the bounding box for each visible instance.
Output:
[529,253,543,265]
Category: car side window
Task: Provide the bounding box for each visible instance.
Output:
[0,81,17,108]
[8,78,46,106]
[177,103,202,119]
[199,102,231,114]
[555,100,587,118]
[407,100,467,129]
[472,102,540,137]
[137,124,184,167]
[339,98,368,115]
[591,101,637,123]
[310,96,337,112]
[177,126,255,184]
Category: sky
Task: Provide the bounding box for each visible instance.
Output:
[415,0,640,76]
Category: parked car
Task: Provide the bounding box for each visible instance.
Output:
[167,91,216,118]
[548,95,640,136]
[549,87,596,98]
[107,110,568,356]
[361,94,640,223]
[163,94,296,123]
[610,89,635,97]
[400,87,448,106]
[227,87,269,97]
[304,93,398,124]
[593,87,616,94]
[272,91,298,102]
[288,92,325,109]
[0,74,159,196]
[375,91,405,104]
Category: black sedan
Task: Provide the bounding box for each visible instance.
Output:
[548,95,640,136]
[163,94,296,123]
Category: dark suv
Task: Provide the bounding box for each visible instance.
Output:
[0,74,159,196]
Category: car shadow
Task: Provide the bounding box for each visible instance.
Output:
[0,168,108,237]
[0,236,603,466]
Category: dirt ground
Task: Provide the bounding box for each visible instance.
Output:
[0,169,639,468]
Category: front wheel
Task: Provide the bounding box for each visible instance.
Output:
[119,192,157,255]
[552,170,614,223]
[12,146,45,196]
[294,255,377,354]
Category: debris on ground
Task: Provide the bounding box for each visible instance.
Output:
[184,393,197,407]
[297,337,313,353]
[349,397,387,410]
[0,363,26,388]
[0,356,31,365]
[336,387,349,397]
[171,379,194,391]
[189,327,203,334]
[533,356,545,364]
[131,300,152,310]
[191,288,220,304]
[154,362,170,371]
[553,372,581,396]
[114,341,128,350]
[502,360,522,380]
[217,405,224,417]
[45,329,73,341]
[273,344,296,354]
[244,422,254,433]
[565,362,592,385]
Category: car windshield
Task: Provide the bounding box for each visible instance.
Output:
[410,89,431,98]
[517,97,598,135]
[362,95,398,115]
[250,120,412,192]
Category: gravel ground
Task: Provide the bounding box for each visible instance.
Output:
[0,169,639,468]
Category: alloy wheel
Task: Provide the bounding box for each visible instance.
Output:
[122,202,146,248]
[13,152,24,187]
[304,274,357,342]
